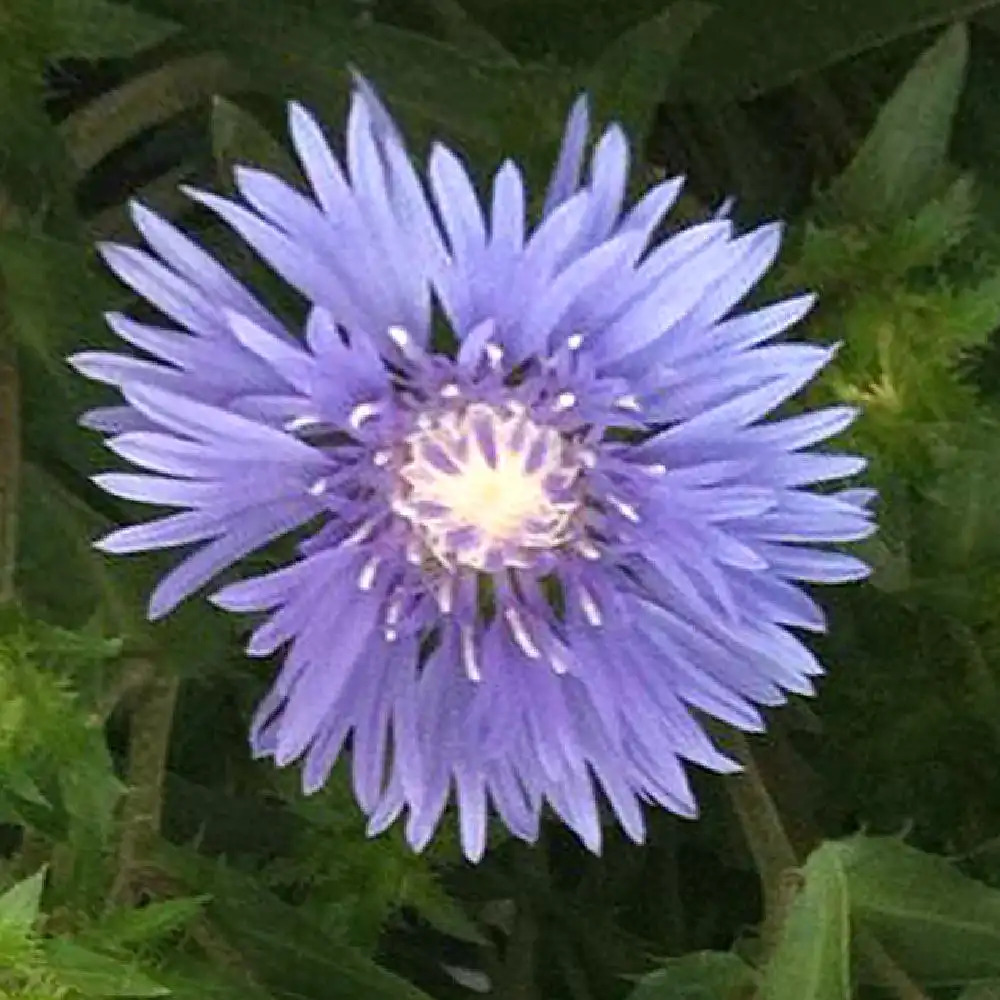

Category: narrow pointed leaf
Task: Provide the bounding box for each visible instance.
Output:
[586,2,711,152]
[212,97,302,188]
[0,868,47,931]
[674,0,991,104]
[828,23,969,225]
[88,896,211,948]
[50,0,177,59]
[44,940,169,996]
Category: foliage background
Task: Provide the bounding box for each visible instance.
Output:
[3,1,1000,998]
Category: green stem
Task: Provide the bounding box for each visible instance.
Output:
[0,329,18,606]
[0,190,18,606]
[90,657,154,726]
[109,670,179,907]
[723,731,798,958]
[60,54,239,176]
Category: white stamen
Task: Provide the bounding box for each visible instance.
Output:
[504,607,541,659]
[549,648,570,675]
[358,555,381,591]
[285,415,322,432]
[608,495,640,523]
[576,538,601,560]
[641,462,667,476]
[373,449,392,467]
[307,478,328,497]
[579,450,597,469]
[406,541,423,565]
[436,578,454,614]
[388,325,411,350]
[385,597,403,626]
[440,383,461,399]
[391,498,415,518]
[384,627,399,643]
[485,342,504,367]
[578,586,603,627]
[567,333,585,351]
[461,625,481,682]
[554,391,576,412]
[615,394,642,412]
[349,401,380,430]
[344,519,376,546]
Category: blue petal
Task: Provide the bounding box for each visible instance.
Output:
[428,143,487,261]
[184,186,370,335]
[129,201,283,333]
[147,498,319,618]
[288,101,350,216]
[619,175,684,240]
[760,545,871,584]
[579,124,630,248]
[543,94,590,215]
[96,510,222,554]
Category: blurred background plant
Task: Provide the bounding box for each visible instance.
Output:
[4,0,1000,998]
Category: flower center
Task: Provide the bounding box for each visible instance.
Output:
[395,402,581,571]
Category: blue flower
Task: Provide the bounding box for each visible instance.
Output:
[72,79,874,860]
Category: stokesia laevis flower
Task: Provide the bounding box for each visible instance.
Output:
[71,78,875,861]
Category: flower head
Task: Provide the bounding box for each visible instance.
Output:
[72,79,874,860]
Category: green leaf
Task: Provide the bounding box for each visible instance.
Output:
[400,870,487,945]
[1,764,50,807]
[827,23,969,226]
[161,844,437,1000]
[0,227,115,364]
[57,731,126,840]
[149,960,275,1000]
[416,0,516,64]
[88,896,210,948]
[958,984,1000,1000]
[44,939,169,996]
[585,1,711,151]
[49,0,177,59]
[0,15,75,216]
[0,869,47,932]
[872,174,977,273]
[211,894,438,1000]
[954,20,1000,190]
[16,464,124,628]
[109,0,573,160]
[759,843,850,1000]
[211,97,302,187]
[627,951,756,999]
[674,0,995,104]
[837,835,1000,985]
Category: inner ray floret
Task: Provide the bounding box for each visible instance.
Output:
[394,401,583,571]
